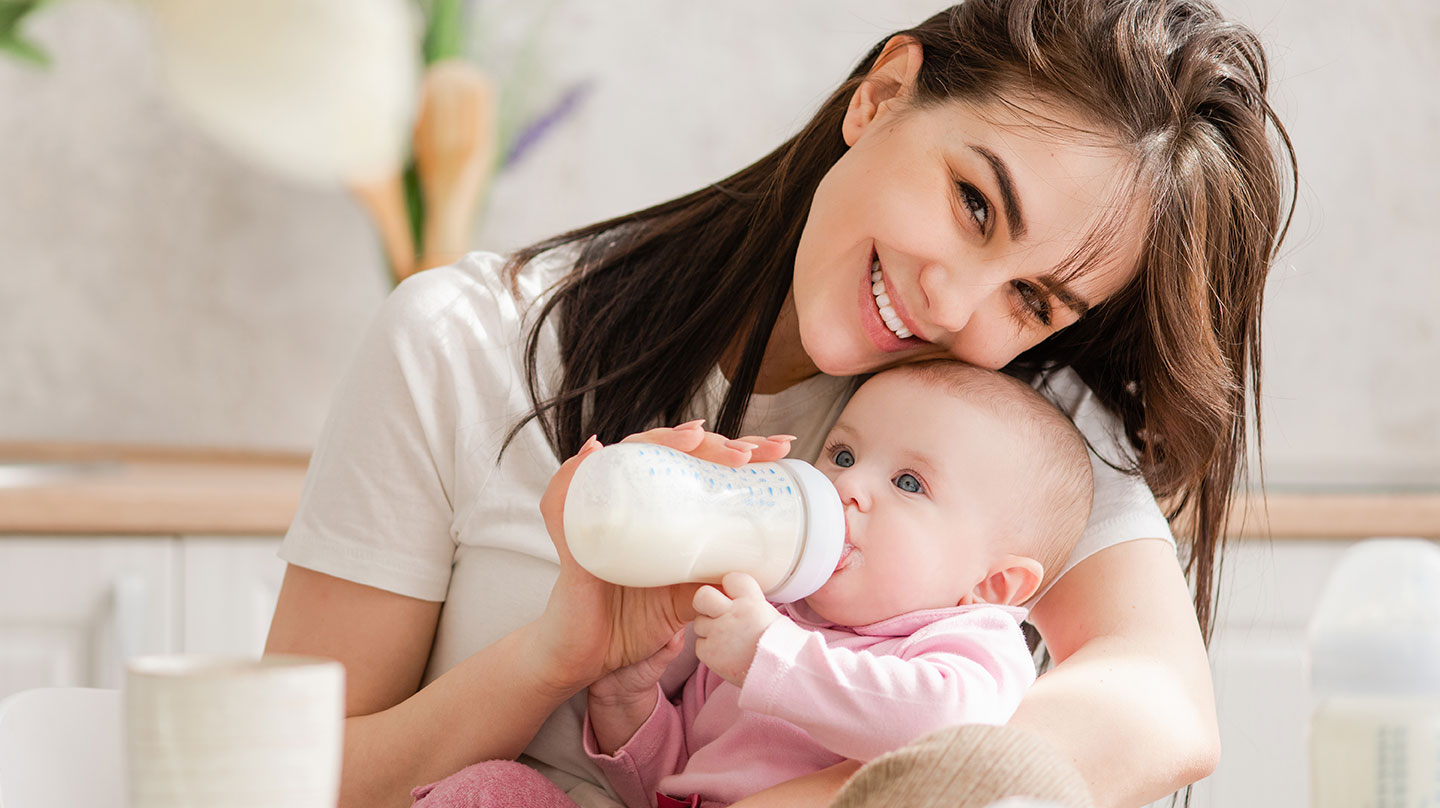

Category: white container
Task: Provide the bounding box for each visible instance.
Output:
[125,653,345,808]
[563,444,844,603]
[1307,538,1440,807]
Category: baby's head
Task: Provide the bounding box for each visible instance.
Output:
[804,360,1093,626]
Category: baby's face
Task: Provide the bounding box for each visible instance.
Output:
[804,371,1030,626]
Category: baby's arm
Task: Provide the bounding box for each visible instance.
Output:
[586,630,686,755]
[741,610,1036,762]
[692,575,1036,763]
[584,632,701,808]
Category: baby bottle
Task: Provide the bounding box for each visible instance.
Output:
[563,443,845,603]
[1307,538,1440,807]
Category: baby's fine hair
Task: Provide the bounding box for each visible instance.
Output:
[889,360,1094,589]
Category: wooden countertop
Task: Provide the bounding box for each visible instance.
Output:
[0,442,309,535]
[0,442,1436,538]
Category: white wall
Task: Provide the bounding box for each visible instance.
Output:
[1,0,1436,487]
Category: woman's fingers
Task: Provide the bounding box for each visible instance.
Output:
[737,434,795,463]
[620,420,707,451]
[620,422,795,467]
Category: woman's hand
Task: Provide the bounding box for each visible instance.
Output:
[530,421,794,695]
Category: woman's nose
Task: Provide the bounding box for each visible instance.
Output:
[917,262,991,334]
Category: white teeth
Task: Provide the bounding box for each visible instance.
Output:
[870,260,913,341]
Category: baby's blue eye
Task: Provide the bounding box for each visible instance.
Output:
[833,449,855,468]
[894,473,922,494]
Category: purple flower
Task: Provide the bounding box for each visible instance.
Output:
[503,79,594,171]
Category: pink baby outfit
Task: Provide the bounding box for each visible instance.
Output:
[584,601,1035,808]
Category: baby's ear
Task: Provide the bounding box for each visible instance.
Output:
[963,555,1043,607]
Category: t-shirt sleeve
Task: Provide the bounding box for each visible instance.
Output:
[1033,368,1175,601]
[279,263,510,601]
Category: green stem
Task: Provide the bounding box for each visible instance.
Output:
[423,0,463,65]
[0,0,52,67]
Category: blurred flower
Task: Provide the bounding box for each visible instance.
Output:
[504,78,592,170]
[147,0,419,186]
[3,0,588,283]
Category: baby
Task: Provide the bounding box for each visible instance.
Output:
[411,360,1094,808]
[585,360,1094,808]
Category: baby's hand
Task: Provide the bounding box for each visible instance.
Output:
[588,629,686,709]
[692,572,782,687]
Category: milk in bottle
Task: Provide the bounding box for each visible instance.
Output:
[563,444,845,603]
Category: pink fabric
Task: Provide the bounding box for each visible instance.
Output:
[585,602,1035,808]
[411,759,578,807]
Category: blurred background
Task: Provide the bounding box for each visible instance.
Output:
[1,0,1435,487]
[0,2,1436,806]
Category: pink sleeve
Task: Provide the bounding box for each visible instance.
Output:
[583,671,715,808]
[737,612,1036,762]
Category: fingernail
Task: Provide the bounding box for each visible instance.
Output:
[677,419,706,430]
[767,434,798,442]
[725,439,760,451]
[582,435,601,451]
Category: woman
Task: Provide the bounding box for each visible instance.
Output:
[266,1,1295,806]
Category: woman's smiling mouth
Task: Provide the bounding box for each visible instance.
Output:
[860,249,926,351]
[871,259,912,339]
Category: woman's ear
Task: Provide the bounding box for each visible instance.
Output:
[961,555,1044,607]
[841,35,924,147]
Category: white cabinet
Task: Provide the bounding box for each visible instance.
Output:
[180,536,286,657]
[0,535,284,702]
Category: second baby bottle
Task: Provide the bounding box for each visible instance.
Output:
[563,443,845,603]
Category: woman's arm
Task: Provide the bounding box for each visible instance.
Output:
[1012,537,1220,807]
[729,761,861,807]
[267,427,792,808]
[265,565,581,808]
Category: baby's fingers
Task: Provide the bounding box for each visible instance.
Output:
[720,571,766,602]
[692,584,732,617]
[646,628,688,670]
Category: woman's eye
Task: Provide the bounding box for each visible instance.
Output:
[893,473,923,494]
[1012,280,1053,327]
[957,182,990,232]
[833,449,855,468]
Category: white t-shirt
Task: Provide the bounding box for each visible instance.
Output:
[280,249,1174,806]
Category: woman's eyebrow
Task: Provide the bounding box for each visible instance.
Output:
[1038,276,1092,317]
[970,144,1027,241]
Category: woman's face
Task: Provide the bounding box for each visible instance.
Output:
[790,72,1145,381]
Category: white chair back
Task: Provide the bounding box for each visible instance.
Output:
[0,687,124,808]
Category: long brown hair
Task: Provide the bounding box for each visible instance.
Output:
[506,0,1296,642]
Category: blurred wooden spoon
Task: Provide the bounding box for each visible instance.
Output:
[350,172,415,283]
[413,59,497,273]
